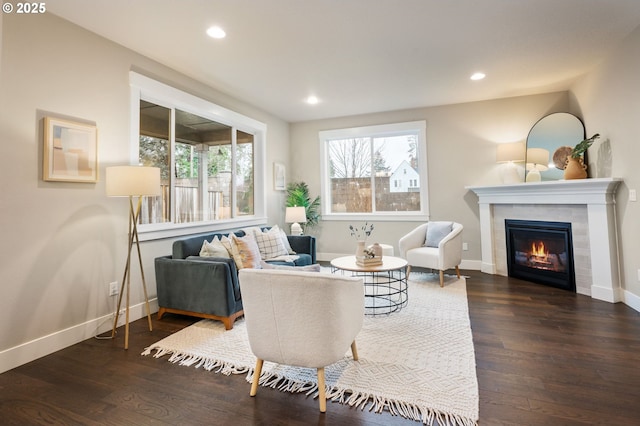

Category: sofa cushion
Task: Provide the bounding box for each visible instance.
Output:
[265,253,312,267]
[260,261,321,272]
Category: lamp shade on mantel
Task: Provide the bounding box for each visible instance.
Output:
[496,142,526,184]
[496,142,525,163]
[106,166,161,197]
[525,148,550,182]
[525,148,550,171]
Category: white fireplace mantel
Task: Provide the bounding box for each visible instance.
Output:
[467,178,623,303]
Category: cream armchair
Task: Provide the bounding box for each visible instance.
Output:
[398,221,463,287]
[238,269,364,412]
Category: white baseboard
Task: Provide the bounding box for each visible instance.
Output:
[0,298,158,374]
[623,289,640,313]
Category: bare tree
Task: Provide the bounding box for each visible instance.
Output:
[329,138,372,178]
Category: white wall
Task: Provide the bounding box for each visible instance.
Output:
[0,13,289,372]
[290,92,571,262]
[570,24,640,308]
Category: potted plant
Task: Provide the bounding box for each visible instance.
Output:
[564,133,600,180]
[286,181,321,231]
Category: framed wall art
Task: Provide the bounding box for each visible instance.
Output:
[274,162,286,191]
[43,117,98,183]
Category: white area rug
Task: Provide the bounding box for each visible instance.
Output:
[142,273,478,425]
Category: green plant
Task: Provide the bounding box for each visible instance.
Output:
[571,133,600,159]
[286,181,321,230]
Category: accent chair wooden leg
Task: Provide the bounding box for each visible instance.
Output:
[250,358,263,397]
[317,367,327,412]
[456,265,461,279]
[406,265,411,278]
[439,270,444,287]
[351,340,359,361]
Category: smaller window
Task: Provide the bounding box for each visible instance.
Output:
[319,121,429,220]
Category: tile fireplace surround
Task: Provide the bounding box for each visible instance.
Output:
[467,178,622,303]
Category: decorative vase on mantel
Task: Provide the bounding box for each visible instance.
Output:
[564,156,587,180]
[355,241,366,258]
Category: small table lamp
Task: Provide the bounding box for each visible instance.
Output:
[285,206,306,235]
[525,148,549,182]
[106,165,161,349]
[496,142,525,184]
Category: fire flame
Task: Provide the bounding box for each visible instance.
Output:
[531,241,548,258]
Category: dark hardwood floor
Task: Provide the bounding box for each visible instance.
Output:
[2,271,640,425]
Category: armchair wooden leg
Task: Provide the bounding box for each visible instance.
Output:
[317,367,327,412]
[456,265,461,279]
[250,358,263,397]
[351,340,359,361]
[439,270,444,287]
[406,265,411,278]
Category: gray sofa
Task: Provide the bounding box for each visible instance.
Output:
[154,228,316,330]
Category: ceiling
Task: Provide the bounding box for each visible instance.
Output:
[48,0,640,123]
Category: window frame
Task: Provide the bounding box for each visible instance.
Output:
[319,120,429,222]
[129,72,267,240]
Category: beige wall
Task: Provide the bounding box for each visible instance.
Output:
[2,10,639,373]
[290,92,571,261]
[0,13,289,371]
[570,24,640,302]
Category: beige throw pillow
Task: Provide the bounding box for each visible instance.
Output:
[199,236,231,258]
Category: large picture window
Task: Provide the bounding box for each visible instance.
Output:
[130,72,266,237]
[320,121,428,220]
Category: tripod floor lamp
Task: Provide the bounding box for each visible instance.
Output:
[106,165,161,349]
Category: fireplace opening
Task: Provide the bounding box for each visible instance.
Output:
[505,219,576,292]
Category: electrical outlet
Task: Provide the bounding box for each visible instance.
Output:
[109,281,119,296]
[462,242,469,251]
[629,189,637,202]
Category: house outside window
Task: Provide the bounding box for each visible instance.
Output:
[319,121,429,221]
[130,72,266,238]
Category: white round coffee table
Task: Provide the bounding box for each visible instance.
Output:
[330,255,408,315]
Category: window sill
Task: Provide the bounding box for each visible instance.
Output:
[321,213,429,222]
[137,217,268,241]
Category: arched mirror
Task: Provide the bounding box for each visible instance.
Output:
[526,113,585,181]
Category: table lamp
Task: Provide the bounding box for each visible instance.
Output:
[285,206,306,235]
[525,148,549,182]
[106,165,161,349]
[496,142,525,184]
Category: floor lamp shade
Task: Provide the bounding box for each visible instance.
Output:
[106,166,161,197]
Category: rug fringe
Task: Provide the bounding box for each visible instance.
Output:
[141,346,249,375]
[246,368,478,426]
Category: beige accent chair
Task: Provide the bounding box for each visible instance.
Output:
[238,269,364,412]
[398,222,463,287]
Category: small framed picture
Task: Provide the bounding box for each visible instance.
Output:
[43,117,98,183]
[274,162,286,191]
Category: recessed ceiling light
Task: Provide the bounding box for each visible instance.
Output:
[470,72,486,81]
[206,26,226,39]
[306,95,319,105]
